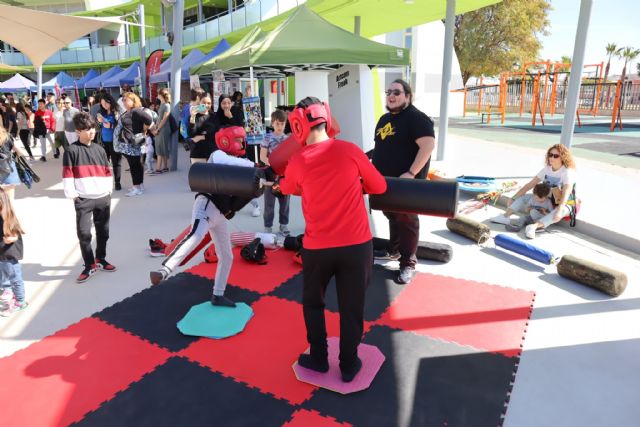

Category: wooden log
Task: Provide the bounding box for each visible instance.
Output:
[372,237,452,263]
[446,216,491,243]
[557,255,628,297]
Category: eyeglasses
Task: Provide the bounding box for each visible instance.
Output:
[548,153,561,159]
[385,89,404,96]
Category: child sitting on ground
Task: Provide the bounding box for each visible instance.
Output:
[505,182,554,232]
[259,109,291,235]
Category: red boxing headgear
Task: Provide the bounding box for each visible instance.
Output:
[215,126,246,156]
[288,101,333,144]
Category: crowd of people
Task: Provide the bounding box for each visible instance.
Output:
[0,79,578,383]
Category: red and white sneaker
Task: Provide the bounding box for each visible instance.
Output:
[95,259,117,272]
[77,264,98,283]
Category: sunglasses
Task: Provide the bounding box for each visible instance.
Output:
[385,89,404,96]
[548,153,561,159]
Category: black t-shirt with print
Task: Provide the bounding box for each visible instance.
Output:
[371,104,435,179]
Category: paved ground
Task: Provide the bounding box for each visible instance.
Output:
[1,122,638,426]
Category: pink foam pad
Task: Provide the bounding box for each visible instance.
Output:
[293,337,385,394]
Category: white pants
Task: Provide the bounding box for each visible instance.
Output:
[65,131,79,145]
[145,141,155,172]
[511,194,571,228]
[38,132,55,158]
[162,196,233,296]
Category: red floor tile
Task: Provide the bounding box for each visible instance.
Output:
[376,273,534,357]
[180,296,341,405]
[283,409,352,426]
[0,317,171,427]
[186,247,301,294]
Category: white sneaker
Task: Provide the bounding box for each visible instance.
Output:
[251,206,261,217]
[279,224,290,236]
[525,224,538,239]
[490,214,511,225]
[264,227,272,233]
[126,187,144,197]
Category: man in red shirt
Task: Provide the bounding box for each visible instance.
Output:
[279,97,387,383]
[33,99,56,162]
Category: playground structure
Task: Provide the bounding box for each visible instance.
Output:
[457,60,640,131]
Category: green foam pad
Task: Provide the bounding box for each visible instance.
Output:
[177,302,254,339]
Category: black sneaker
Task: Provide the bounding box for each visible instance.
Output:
[298,353,329,373]
[115,182,122,191]
[211,295,236,307]
[374,250,400,261]
[340,357,363,382]
[397,266,416,284]
[95,259,117,272]
[40,157,47,162]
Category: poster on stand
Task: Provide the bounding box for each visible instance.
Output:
[242,96,265,145]
[190,75,201,90]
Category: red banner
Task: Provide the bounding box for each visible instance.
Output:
[146,49,164,101]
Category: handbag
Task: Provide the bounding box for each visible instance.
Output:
[13,153,40,189]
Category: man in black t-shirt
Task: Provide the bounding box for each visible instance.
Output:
[371,79,435,285]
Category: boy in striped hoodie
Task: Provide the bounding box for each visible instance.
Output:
[63,112,116,283]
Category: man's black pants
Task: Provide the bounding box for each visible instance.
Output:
[383,211,419,268]
[301,240,372,369]
[75,195,111,267]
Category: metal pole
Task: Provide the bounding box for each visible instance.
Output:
[436,0,455,161]
[560,0,593,148]
[138,4,147,99]
[169,0,185,171]
[197,0,203,24]
[354,16,361,36]
[249,66,255,97]
[37,66,43,100]
[228,0,233,31]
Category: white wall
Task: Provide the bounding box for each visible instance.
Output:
[293,71,329,105]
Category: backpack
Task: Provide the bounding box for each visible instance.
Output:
[168,114,178,134]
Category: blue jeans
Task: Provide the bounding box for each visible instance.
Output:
[263,188,290,228]
[0,261,25,302]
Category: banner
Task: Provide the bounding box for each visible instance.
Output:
[242,96,265,145]
[146,49,164,101]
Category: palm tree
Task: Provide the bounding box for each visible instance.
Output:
[603,43,620,83]
[618,47,640,82]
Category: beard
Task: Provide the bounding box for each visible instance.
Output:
[386,101,408,113]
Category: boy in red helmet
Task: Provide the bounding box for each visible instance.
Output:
[149,126,255,307]
[279,97,387,382]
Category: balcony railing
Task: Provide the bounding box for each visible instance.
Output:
[0,0,302,67]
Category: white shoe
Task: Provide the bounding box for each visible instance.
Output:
[490,214,511,225]
[251,206,261,217]
[525,224,538,239]
[126,187,144,197]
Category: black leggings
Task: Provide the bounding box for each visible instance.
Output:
[102,141,122,186]
[301,240,372,369]
[18,130,33,158]
[124,154,144,186]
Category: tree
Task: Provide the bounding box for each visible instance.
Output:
[637,62,640,77]
[617,46,640,82]
[454,0,551,85]
[603,43,621,83]
[560,56,572,64]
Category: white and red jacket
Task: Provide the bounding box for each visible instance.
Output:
[62,141,113,199]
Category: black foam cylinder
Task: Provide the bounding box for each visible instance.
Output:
[369,178,459,218]
[188,163,265,198]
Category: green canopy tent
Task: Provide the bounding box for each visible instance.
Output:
[192,5,410,77]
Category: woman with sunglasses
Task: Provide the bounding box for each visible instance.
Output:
[492,144,576,239]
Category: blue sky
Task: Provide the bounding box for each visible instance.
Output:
[538,0,639,77]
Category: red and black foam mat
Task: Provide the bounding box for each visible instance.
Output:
[93,272,262,352]
[270,264,407,322]
[376,272,535,357]
[186,246,301,294]
[301,325,518,427]
[179,296,342,406]
[283,409,352,426]
[0,317,171,427]
[71,356,296,427]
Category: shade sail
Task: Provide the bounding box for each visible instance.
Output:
[0,4,134,68]
[193,6,409,75]
[0,73,36,92]
[68,69,100,89]
[149,49,205,84]
[83,66,124,89]
[30,71,76,91]
[102,62,141,88]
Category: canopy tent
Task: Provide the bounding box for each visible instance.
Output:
[0,73,36,92]
[192,27,265,75]
[192,39,231,67]
[149,49,205,84]
[193,6,409,76]
[0,4,133,68]
[84,66,124,89]
[102,62,141,88]
[68,69,100,89]
[30,71,76,92]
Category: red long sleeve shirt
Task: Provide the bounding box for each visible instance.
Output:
[279,138,387,250]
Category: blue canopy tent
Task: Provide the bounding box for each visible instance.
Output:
[102,62,140,88]
[149,48,204,84]
[191,39,231,72]
[67,68,99,89]
[0,73,36,92]
[30,71,75,92]
[84,66,123,89]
